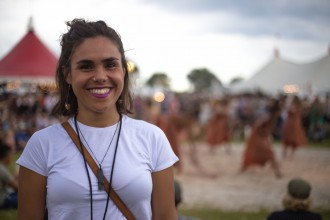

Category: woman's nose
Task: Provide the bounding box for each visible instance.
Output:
[93,66,107,82]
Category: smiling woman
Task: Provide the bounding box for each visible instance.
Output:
[66,36,125,120]
[16,19,179,220]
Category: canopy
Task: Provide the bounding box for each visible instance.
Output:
[230,49,330,96]
[0,28,57,83]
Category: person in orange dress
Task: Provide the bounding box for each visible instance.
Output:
[282,95,308,158]
[241,99,282,178]
[154,113,182,173]
[154,95,214,177]
[205,98,231,153]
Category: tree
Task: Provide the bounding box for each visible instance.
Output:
[229,76,244,86]
[187,68,222,92]
[145,72,170,89]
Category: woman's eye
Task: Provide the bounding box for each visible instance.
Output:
[78,64,93,71]
[105,61,116,69]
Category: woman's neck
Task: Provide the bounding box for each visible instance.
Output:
[76,111,120,127]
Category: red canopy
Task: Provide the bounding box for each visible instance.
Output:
[0,29,58,82]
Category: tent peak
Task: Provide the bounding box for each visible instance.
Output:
[273,47,280,58]
[27,16,34,32]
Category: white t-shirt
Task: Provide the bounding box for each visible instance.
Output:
[17,115,178,220]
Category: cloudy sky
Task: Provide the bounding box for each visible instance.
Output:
[0,0,329,91]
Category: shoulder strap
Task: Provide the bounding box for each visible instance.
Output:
[61,121,136,220]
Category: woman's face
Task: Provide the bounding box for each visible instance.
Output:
[66,36,124,118]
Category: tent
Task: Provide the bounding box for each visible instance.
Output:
[0,23,57,84]
[230,48,330,96]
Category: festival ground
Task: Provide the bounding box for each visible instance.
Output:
[175,142,330,212]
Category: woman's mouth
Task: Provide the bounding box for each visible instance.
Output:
[89,88,112,98]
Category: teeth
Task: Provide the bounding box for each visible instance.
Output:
[90,88,110,94]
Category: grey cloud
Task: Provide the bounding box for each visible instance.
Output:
[138,0,330,19]
[138,0,330,41]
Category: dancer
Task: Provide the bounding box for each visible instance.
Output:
[241,98,282,178]
[282,95,308,158]
[205,98,231,154]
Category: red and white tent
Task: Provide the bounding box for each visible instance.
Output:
[0,23,57,83]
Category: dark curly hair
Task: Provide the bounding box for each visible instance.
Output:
[51,18,133,117]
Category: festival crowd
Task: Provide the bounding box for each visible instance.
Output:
[0,91,329,153]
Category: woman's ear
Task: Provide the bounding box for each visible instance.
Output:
[63,66,72,84]
[65,73,72,84]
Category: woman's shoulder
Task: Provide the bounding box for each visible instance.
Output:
[30,121,65,140]
[123,115,159,129]
[123,115,164,135]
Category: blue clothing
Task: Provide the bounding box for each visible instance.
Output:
[0,191,18,209]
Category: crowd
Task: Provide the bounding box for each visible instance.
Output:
[1,90,329,154]
[0,92,58,152]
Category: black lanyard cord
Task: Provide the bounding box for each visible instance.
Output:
[74,115,94,220]
[103,114,122,219]
[74,114,122,220]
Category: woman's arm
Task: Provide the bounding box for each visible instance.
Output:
[151,166,177,220]
[18,166,47,220]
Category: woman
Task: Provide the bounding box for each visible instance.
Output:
[17,19,178,220]
[241,99,282,178]
[205,98,231,153]
[281,95,307,158]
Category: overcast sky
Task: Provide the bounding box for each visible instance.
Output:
[0,0,329,91]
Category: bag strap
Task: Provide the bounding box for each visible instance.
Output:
[62,121,136,220]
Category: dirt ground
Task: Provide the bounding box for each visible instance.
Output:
[175,142,330,212]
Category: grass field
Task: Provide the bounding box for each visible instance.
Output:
[179,208,330,220]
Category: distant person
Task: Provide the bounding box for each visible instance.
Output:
[205,98,232,154]
[309,96,325,141]
[174,180,201,220]
[281,95,307,158]
[267,177,322,220]
[0,139,18,209]
[241,99,282,178]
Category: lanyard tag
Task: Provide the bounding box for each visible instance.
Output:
[98,167,104,191]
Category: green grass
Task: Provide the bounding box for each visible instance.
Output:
[0,210,17,219]
[178,208,330,220]
[309,138,330,148]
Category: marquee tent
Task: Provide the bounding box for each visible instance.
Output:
[230,48,330,96]
[0,24,57,83]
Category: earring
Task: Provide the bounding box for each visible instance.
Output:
[117,98,123,110]
[65,84,71,111]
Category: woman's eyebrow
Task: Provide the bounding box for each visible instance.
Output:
[75,57,119,65]
[76,59,93,65]
[103,57,120,62]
